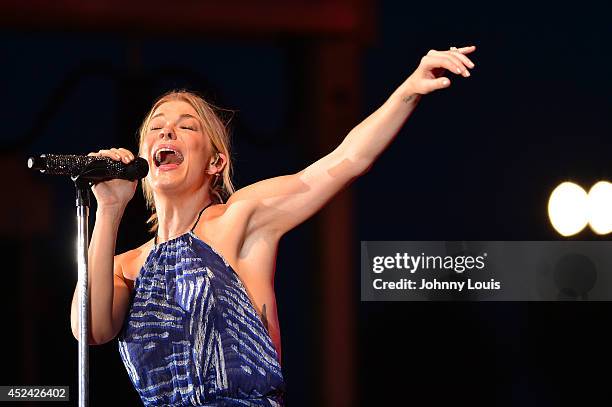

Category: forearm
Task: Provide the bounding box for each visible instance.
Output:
[338,80,420,170]
[71,206,123,343]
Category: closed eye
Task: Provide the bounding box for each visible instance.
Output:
[180,126,195,130]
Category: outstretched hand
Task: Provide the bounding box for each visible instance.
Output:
[402,45,476,95]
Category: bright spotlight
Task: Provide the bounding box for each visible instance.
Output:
[548,182,589,236]
[588,181,612,235]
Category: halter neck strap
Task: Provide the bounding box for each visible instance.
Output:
[190,201,213,232]
[154,201,214,245]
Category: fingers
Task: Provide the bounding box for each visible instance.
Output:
[413,45,476,95]
[425,44,477,76]
[453,45,476,55]
[448,49,475,69]
[89,148,135,164]
[422,53,469,77]
[116,148,135,163]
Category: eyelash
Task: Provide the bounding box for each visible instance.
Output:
[149,126,195,131]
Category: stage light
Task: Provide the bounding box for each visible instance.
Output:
[587,181,612,235]
[548,182,589,236]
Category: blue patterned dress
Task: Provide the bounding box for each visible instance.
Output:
[117,223,285,406]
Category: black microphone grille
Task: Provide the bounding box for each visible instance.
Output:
[27,155,47,171]
[129,157,150,180]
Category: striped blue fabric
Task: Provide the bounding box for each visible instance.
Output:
[118,231,285,406]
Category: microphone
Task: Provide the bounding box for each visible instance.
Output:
[27,154,149,182]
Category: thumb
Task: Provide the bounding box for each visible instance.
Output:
[422,77,451,94]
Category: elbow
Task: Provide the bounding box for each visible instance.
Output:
[70,292,117,345]
[340,146,375,177]
[72,331,115,346]
[70,319,116,345]
[89,327,117,345]
[90,336,114,346]
[357,159,375,176]
[349,156,375,178]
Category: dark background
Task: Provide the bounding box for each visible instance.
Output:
[2,1,612,406]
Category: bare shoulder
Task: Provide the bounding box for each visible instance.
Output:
[114,239,155,289]
[194,200,279,276]
[195,201,256,255]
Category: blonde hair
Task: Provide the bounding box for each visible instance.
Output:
[137,90,235,232]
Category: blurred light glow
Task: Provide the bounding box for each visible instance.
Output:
[588,181,612,235]
[548,182,589,237]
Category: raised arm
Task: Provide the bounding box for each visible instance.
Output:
[70,148,137,345]
[228,45,476,238]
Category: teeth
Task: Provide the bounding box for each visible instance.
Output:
[154,147,183,166]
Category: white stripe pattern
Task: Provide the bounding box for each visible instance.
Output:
[117,232,285,406]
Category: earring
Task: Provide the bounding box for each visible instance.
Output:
[212,173,221,188]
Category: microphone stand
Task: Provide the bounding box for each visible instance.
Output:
[72,175,90,407]
[26,155,148,407]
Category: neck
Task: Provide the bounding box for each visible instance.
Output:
[153,189,212,243]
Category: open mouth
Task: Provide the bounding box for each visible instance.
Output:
[153,147,184,167]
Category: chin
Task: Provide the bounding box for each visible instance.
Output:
[149,174,184,191]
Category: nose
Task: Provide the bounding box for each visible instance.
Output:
[159,128,176,140]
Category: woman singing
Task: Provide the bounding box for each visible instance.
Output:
[70,45,476,406]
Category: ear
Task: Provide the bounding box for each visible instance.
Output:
[207,152,227,175]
